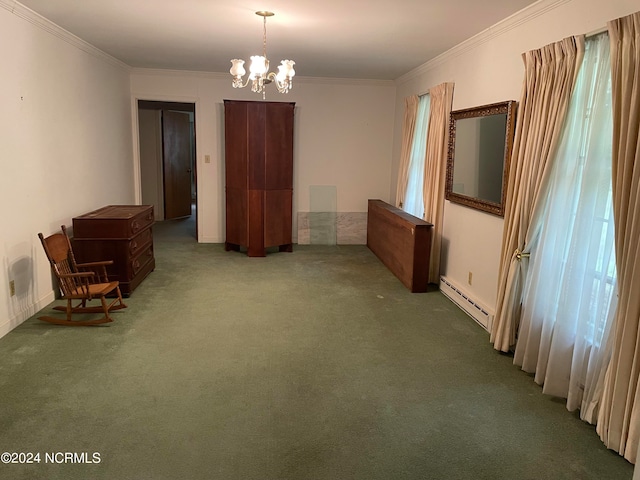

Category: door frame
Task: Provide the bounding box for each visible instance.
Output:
[132,96,198,240]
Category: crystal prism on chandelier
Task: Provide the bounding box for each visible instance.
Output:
[230,11,296,98]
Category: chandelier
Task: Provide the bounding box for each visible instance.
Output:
[230,11,296,99]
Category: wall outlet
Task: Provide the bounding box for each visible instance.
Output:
[468,272,473,285]
[9,280,15,297]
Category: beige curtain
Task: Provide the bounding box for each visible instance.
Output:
[395,95,420,208]
[422,82,454,284]
[597,12,640,464]
[491,37,584,352]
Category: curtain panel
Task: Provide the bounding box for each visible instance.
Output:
[395,95,420,208]
[422,82,454,284]
[491,37,585,352]
[598,11,640,464]
[512,32,615,422]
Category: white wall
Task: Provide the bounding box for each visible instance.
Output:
[0,2,134,338]
[391,0,640,315]
[130,71,396,243]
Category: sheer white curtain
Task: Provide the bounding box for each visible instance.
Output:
[491,37,584,352]
[403,94,430,218]
[395,96,419,208]
[514,33,617,418]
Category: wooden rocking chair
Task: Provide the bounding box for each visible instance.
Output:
[38,225,127,326]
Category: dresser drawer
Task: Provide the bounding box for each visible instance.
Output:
[129,244,154,278]
[120,257,155,296]
[129,228,153,257]
[73,205,154,239]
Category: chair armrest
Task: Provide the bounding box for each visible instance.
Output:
[59,271,95,279]
[76,261,111,283]
[76,260,114,267]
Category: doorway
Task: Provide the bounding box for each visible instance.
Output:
[137,100,197,240]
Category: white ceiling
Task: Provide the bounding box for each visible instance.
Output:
[17,0,538,80]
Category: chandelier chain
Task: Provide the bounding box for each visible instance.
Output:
[262,15,267,59]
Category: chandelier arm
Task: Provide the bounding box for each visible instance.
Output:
[265,72,286,93]
[232,75,255,89]
[265,72,293,93]
[266,72,280,85]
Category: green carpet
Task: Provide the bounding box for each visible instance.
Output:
[0,216,633,479]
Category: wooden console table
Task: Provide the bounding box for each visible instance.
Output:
[366,199,433,293]
[72,205,155,296]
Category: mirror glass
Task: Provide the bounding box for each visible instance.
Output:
[446,101,516,216]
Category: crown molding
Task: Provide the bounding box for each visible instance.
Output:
[1,0,130,71]
[296,76,395,87]
[395,0,572,85]
[130,67,396,87]
[130,68,230,80]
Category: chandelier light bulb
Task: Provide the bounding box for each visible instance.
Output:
[250,55,268,76]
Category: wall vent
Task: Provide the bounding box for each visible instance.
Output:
[439,276,494,332]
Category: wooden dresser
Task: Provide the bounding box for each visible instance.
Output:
[72,205,155,296]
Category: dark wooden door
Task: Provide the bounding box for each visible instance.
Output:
[162,110,192,219]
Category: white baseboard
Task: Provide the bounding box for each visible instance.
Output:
[197,236,222,243]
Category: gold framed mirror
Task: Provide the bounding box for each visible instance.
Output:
[445,100,516,216]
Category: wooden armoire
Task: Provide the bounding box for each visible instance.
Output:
[223,100,295,257]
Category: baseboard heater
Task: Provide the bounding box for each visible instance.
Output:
[439,276,494,332]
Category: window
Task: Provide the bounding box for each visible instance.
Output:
[403,94,430,218]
